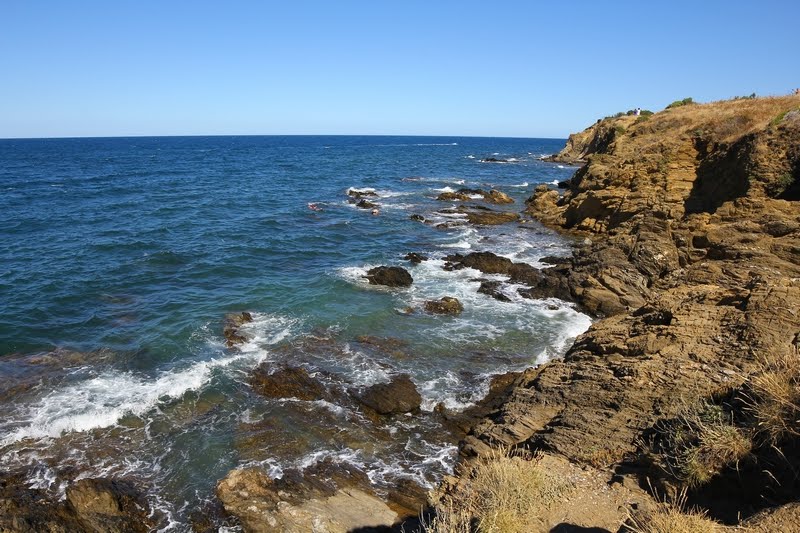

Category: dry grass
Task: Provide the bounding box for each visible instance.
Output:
[625,498,726,533]
[425,449,569,533]
[746,353,800,445]
[680,420,752,487]
[654,403,752,488]
[635,94,800,143]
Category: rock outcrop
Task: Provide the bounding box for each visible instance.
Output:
[353,374,422,415]
[424,296,464,315]
[459,95,800,526]
[223,311,253,347]
[0,475,154,533]
[364,266,413,287]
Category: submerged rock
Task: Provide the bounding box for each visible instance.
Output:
[424,296,464,315]
[223,311,253,347]
[354,374,421,415]
[364,266,413,287]
[462,209,520,226]
[356,198,378,209]
[249,365,329,401]
[347,189,377,199]
[480,157,508,163]
[477,280,512,302]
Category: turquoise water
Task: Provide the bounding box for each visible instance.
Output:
[0,136,588,528]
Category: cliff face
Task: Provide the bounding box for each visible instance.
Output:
[458,95,800,528]
[543,114,638,164]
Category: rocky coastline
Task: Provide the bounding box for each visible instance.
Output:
[3,95,799,532]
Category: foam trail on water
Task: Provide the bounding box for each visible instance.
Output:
[0,314,296,445]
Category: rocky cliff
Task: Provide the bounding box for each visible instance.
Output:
[453,95,800,530]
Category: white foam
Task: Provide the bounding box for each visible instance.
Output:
[346,187,376,194]
[433,186,455,193]
[509,182,529,188]
[1,314,296,445]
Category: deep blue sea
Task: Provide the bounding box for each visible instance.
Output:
[0,135,588,529]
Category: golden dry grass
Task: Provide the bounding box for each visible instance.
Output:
[425,449,570,533]
[746,353,800,444]
[680,420,752,487]
[626,501,726,533]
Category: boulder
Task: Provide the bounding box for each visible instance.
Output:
[424,297,464,315]
[354,374,421,415]
[249,365,328,401]
[409,214,426,222]
[223,311,253,347]
[364,266,413,287]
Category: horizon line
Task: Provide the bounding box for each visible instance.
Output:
[0,133,567,141]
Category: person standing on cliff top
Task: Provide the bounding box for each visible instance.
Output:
[634,107,641,116]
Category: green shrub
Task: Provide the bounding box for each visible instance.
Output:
[666,97,695,109]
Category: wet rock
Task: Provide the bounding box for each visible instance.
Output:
[404,252,428,264]
[356,199,378,209]
[437,191,472,201]
[354,374,421,415]
[386,478,429,518]
[249,365,328,401]
[483,189,514,204]
[216,464,398,533]
[364,266,413,287]
[410,213,426,222]
[223,311,253,347]
[424,296,464,315]
[477,281,512,302]
[347,189,377,199]
[0,474,154,533]
[539,255,567,265]
[463,209,520,225]
[480,157,508,163]
[445,251,513,274]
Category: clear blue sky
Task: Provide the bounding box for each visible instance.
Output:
[1,0,798,138]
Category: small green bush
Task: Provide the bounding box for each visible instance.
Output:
[666,97,695,109]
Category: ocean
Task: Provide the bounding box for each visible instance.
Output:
[0,135,590,529]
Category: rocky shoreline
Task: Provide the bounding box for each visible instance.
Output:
[442,94,800,531]
[3,95,799,532]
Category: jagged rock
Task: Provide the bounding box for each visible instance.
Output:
[477,280,512,302]
[364,266,413,287]
[410,214,426,222]
[354,374,421,415]
[483,189,514,204]
[424,296,464,315]
[249,365,328,401]
[223,311,253,347]
[0,475,154,533]
[404,252,428,264]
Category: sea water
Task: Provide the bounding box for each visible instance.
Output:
[0,135,589,528]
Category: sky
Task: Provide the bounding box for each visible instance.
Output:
[1,0,798,139]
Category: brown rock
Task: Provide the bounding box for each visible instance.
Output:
[424,296,464,315]
[364,266,413,287]
[223,311,253,347]
[354,374,421,415]
[249,365,328,401]
[483,189,514,204]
